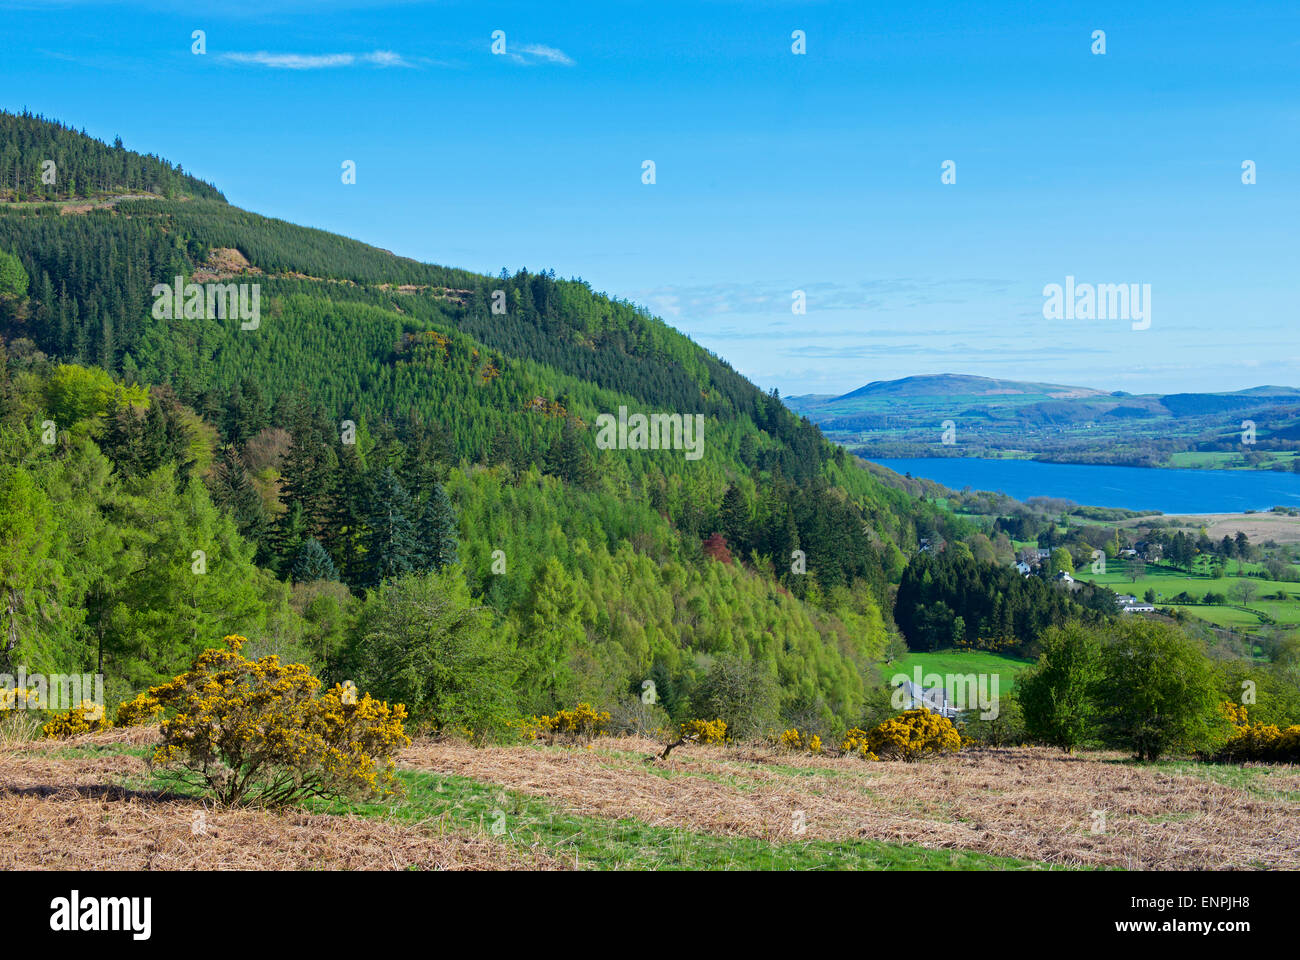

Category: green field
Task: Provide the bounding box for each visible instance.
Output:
[1166,605,1263,628]
[886,650,1035,694]
[1074,559,1300,631]
[1167,450,1300,471]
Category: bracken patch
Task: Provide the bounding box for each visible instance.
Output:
[400,736,1300,870]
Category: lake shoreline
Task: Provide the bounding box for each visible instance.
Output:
[872,456,1300,516]
[850,450,1296,474]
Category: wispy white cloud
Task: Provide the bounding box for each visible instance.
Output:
[362,50,408,67]
[501,43,575,66]
[631,277,1009,320]
[220,49,413,69]
[517,43,574,65]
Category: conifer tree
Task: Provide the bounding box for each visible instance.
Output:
[291,537,339,583]
[278,396,336,553]
[363,467,417,586]
[416,481,459,571]
[326,442,369,586]
[209,444,270,562]
[546,418,596,488]
[718,484,750,555]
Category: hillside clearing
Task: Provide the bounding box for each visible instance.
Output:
[401,738,1300,870]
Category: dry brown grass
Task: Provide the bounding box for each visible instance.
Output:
[402,736,1300,870]
[1121,511,1300,544]
[7,728,1297,870]
[0,729,560,871]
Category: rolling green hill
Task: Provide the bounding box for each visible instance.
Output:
[0,111,973,733]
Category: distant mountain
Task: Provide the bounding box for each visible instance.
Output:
[785,374,1300,470]
[828,374,1107,404]
[1232,385,1300,396]
[788,373,1300,418]
[787,373,1136,423]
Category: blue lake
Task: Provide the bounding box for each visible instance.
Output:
[872,457,1300,514]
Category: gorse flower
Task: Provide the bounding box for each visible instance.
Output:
[114,690,166,727]
[681,718,727,744]
[0,688,36,711]
[840,728,878,760]
[41,699,111,738]
[1215,701,1300,763]
[842,709,962,761]
[537,702,610,740]
[778,728,822,753]
[140,635,410,806]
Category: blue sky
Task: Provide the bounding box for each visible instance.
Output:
[3,0,1297,396]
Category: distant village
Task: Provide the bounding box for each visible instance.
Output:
[1011,544,1160,613]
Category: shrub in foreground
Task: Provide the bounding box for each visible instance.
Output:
[36,685,162,740]
[1214,701,1300,763]
[41,700,110,738]
[689,656,779,740]
[840,727,879,760]
[122,635,409,806]
[681,718,728,744]
[777,728,822,753]
[538,702,610,740]
[863,709,962,761]
[1097,620,1225,761]
[344,570,517,740]
[1019,622,1103,753]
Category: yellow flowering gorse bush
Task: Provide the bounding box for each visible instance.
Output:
[863,709,962,761]
[503,715,545,741]
[681,718,727,744]
[537,702,610,740]
[42,700,110,738]
[840,727,879,760]
[1215,700,1300,763]
[39,688,162,739]
[114,691,166,728]
[0,687,36,711]
[145,635,410,806]
[1220,701,1249,727]
[778,728,822,753]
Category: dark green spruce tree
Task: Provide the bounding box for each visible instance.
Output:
[718,484,750,555]
[415,481,459,572]
[291,537,339,583]
[326,442,369,587]
[209,444,271,563]
[276,395,336,564]
[363,467,417,586]
[546,417,596,488]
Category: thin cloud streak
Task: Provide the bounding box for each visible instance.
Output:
[220,50,413,69]
[501,43,576,66]
[518,44,574,65]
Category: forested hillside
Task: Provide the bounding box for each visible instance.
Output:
[0,112,972,735]
[0,110,223,202]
